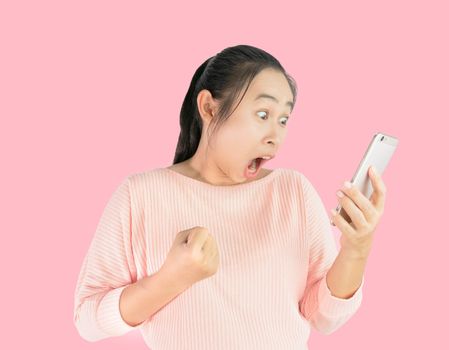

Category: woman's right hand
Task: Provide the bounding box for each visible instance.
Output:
[158,226,220,289]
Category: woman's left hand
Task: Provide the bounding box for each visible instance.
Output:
[331,166,387,258]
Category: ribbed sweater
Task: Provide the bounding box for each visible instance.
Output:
[73,167,364,349]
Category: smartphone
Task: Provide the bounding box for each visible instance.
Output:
[331,132,399,226]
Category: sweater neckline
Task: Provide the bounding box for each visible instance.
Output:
[162,167,281,190]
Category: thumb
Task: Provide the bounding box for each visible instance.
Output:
[175,229,191,245]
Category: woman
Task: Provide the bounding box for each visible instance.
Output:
[73,44,386,349]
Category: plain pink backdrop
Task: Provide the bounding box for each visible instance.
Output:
[1,0,447,348]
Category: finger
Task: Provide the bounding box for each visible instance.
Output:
[202,240,215,263]
[337,191,368,229]
[339,181,377,224]
[368,166,386,212]
[330,208,357,236]
[188,227,210,250]
[202,234,212,252]
[176,229,192,245]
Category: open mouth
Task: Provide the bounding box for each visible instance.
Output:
[248,157,262,172]
[246,157,268,177]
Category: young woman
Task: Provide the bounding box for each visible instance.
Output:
[74,44,386,349]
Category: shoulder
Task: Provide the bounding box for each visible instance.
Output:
[276,167,305,185]
[276,168,322,203]
[282,168,315,190]
[125,168,166,188]
[114,168,164,205]
[269,168,311,198]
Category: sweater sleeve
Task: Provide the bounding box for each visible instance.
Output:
[73,176,142,342]
[298,173,364,335]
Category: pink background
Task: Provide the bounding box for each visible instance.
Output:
[1,0,447,348]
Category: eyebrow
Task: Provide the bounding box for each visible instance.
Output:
[254,93,294,112]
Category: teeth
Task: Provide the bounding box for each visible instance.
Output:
[249,159,257,172]
[262,156,271,160]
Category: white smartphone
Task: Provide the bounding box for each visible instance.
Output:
[331,132,399,226]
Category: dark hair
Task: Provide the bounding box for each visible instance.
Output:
[172,44,298,165]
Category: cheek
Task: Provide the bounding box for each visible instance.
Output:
[214,132,249,167]
[281,128,288,139]
[219,123,251,144]
[213,120,258,161]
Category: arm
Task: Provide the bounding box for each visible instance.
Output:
[73,177,138,341]
[74,176,186,342]
[326,249,367,299]
[327,165,385,299]
[120,268,189,327]
[298,174,364,335]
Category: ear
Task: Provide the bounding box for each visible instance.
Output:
[197,89,218,125]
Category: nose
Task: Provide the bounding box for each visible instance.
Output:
[264,125,283,148]
[264,136,281,153]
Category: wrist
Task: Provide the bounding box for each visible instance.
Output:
[155,267,191,292]
[339,246,371,261]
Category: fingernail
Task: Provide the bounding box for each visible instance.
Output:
[336,190,344,198]
[371,166,377,175]
[343,181,352,189]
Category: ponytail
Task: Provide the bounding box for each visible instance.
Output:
[172,56,215,164]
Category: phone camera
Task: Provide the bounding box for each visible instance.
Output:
[381,136,384,141]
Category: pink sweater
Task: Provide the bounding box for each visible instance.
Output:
[73,167,364,349]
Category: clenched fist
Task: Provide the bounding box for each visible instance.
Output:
[159,226,220,289]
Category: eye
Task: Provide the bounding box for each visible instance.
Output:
[280,116,289,126]
[256,111,289,126]
[256,110,269,120]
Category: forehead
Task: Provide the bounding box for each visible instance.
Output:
[245,68,293,106]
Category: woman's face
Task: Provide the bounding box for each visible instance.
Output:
[192,68,294,185]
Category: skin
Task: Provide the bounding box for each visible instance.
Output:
[332,166,387,256]
[167,68,294,186]
[326,165,387,298]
